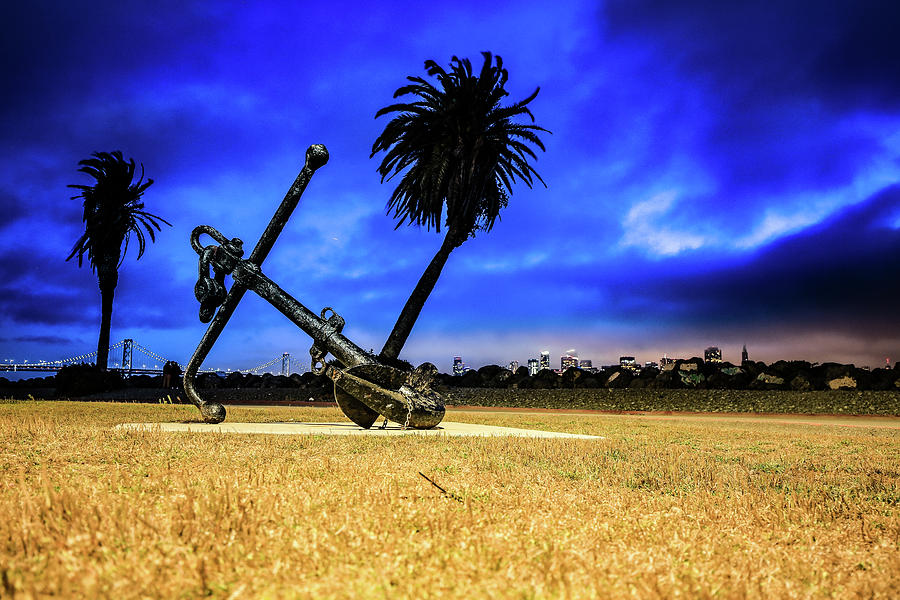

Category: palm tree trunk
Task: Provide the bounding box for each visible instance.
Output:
[380,231,462,361]
[96,268,117,370]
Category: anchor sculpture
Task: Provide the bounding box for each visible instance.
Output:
[182,144,445,429]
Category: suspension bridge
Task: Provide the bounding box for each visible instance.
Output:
[0,339,308,377]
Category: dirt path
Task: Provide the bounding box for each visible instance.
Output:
[447,406,900,430]
[236,403,900,430]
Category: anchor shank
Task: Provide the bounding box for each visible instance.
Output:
[232,261,371,369]
[248,144,329,267]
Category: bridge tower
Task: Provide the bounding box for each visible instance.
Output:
[122,339,134,374]
[282,352,290,376]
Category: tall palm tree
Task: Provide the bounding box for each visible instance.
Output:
[372,52,548,361]
[66,151,170,369]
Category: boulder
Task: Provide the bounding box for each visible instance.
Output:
[456,370,483,388]
[197,372,223,389]
[580,376,600,388]
[706,371,731,389]
[477,364,507,379]
[437,372,460,387]
[606,369,632,389]
[493,369,512,386]
[717,366,752,389]
[849,367,873,390]
[531,369,560,389]
[741,361,766,379]
[678,370,705,388]
[55,363,124,396]
[272,375,295,388]
[504,372,531,389]
[650,368,681,389]
[560,367,583,387]
[818,362,851,382]
[639,367,660,380]
[476,364,511,388]
[827,376,857,390]
[700,360,729,378]
[628,377,647,389]
[259,373,280,388]
[750,373,785,390]
[768,360,811,380]
[512,375,534,389]
[868,368,897,391]
[632,367,658,388]
[790,375,812,392]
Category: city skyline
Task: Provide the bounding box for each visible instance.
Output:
[1,337,890,382]
[2,1,899,375]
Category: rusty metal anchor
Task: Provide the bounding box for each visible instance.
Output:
[182,144,445,429]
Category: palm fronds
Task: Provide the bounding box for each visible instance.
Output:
[372,52,549,237]
[66,151,170,272]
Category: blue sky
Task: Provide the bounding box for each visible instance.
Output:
[1,0,898,373]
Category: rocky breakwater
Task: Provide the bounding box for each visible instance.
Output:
[433,360,900,415]
[0,366,339,404]
[436,360,900,393]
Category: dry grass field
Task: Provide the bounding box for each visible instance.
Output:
[0,400,897,599]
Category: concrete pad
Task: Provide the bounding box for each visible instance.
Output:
[115,421,601,439]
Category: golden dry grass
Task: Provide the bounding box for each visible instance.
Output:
[0,400,898,599]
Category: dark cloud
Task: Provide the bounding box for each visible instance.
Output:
[812,1,900,108]
[2,335,73,345]
[0,2,227,117]
[612,185,900,335]
[600,0,900,220]
[0,226,196,330]
[602,0,900,106]
[0,241,94,290]
[0,286,95,326]
[0,186,81,233]
[0,189,28,227]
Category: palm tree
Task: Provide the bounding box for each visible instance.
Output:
[372,52,548,361]
[66,151,170,369]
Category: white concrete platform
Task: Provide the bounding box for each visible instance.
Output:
[115,421,601,439]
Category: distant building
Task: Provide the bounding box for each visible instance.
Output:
[644,361,659,369]
[620,356,638,372]
[660,356,675,367]
[704,346,723,363]
[579,359,592,369]
[452,356,465,376]
[527,358,540,375]
[561,349,579,371]
[742,344,749,363]
[540,351,550,371]
[507,360,519,373]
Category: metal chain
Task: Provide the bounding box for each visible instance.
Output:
[402,397,412,430]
